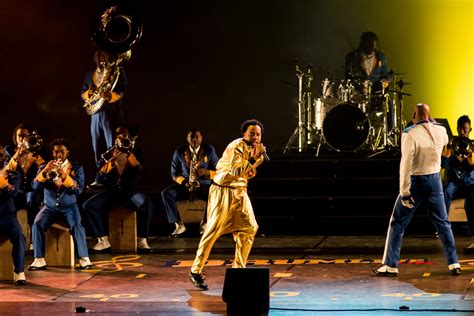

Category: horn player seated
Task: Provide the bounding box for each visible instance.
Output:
[82,128,153,253]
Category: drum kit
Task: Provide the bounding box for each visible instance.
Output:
[284,63,410,156]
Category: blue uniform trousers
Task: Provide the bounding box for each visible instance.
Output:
[0,216,26,273]
[91,111,114,167]
[161,183,210,223]
[32,204,89,258]
[444,182,474,233]
[383,173,459,267]
[14,190,43,227]
[83,191,153,238]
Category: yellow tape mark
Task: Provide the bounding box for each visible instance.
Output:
[270,291,300,297]
[274,273,292,278]
[110,294,139,299]
[413,293,441,297]
[404,297,413,301]
[136,274,146,279]
[423,273,431,277]
[330,298,338,301]
[99,298,109,302]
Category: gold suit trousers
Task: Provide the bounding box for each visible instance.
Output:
[191,184,258,274]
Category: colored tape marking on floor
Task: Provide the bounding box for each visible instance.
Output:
[274,273,293,278]
[164,258,433,267]
[93,255,143,272]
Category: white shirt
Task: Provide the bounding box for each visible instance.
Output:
[399,121,448,196]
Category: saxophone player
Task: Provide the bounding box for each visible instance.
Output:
[4,123,48,250]
[441,115,474,252]
[161,128,219,237]
[28,138,93,270]
[82,128,154,252]
[189,119,267,290]
[81,50,127,167]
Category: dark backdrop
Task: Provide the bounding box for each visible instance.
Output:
[1,0,471,189]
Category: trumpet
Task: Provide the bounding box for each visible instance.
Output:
[451,136,473,159]
[46,159,63,181]
[101,134,138,163]
[19,131,43,154]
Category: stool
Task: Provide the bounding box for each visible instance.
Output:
[109,207,137,253]
[448,199,467,222]
[17,209,31,248]
[176,199,207,224]
[0,236,14,281]
[45,222,75,267]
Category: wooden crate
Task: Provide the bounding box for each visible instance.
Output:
[109,207,137,253]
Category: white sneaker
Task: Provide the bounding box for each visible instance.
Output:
[138,237,151,250]
[171,222,186,236]
[28,257,47,271]
[93,236,111,251]
[79,257,93,269]
[373,265,399,275]
[13,272,26,285]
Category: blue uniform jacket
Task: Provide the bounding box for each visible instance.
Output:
[170,144,219,186]
[442,153,474,186]
[95,153,143,192]
[4,144,48,195]
[32,162,84,208]
[0,170,20,218]
[345,50,391,83]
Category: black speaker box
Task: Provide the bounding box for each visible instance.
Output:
[222,267,270,315]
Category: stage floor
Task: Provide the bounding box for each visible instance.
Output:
[2,234,474,315]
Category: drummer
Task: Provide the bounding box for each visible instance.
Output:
[344,31,392,92]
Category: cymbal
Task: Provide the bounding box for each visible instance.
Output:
[395,79,413,86]
[388,70,407,76]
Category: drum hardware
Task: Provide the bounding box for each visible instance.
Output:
[284,63,317,153]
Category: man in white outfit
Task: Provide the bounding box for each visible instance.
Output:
[374,103,461,276]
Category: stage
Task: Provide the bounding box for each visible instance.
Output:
[1,235,474,315]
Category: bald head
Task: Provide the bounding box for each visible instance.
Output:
[413,103,431,123]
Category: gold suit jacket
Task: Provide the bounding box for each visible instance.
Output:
[212,138,264,188]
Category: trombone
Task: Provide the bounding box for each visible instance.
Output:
[101,134,138,163]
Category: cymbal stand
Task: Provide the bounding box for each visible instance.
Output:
[395,79,410,138]
[368,85,390,155]
[284,64,314,153]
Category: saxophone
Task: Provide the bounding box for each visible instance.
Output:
[188,152,200,201]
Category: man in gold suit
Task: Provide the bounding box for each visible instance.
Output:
[188,119,267,290]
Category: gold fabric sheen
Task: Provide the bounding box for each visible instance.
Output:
[191,138,263,274]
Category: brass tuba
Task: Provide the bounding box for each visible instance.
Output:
[84,4,143,115]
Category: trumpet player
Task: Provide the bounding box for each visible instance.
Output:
[189,119,267,290]
[81,50,127,167]
[28,138,93,270]
[82,130,153,252]
[161,128,219,237]
[441,115,474,252]
[4,123,48,249]
[0,146,27,285]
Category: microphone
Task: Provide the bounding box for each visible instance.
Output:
[262,151,270,162]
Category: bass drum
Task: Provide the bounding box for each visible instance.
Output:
[323,103,370,152]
